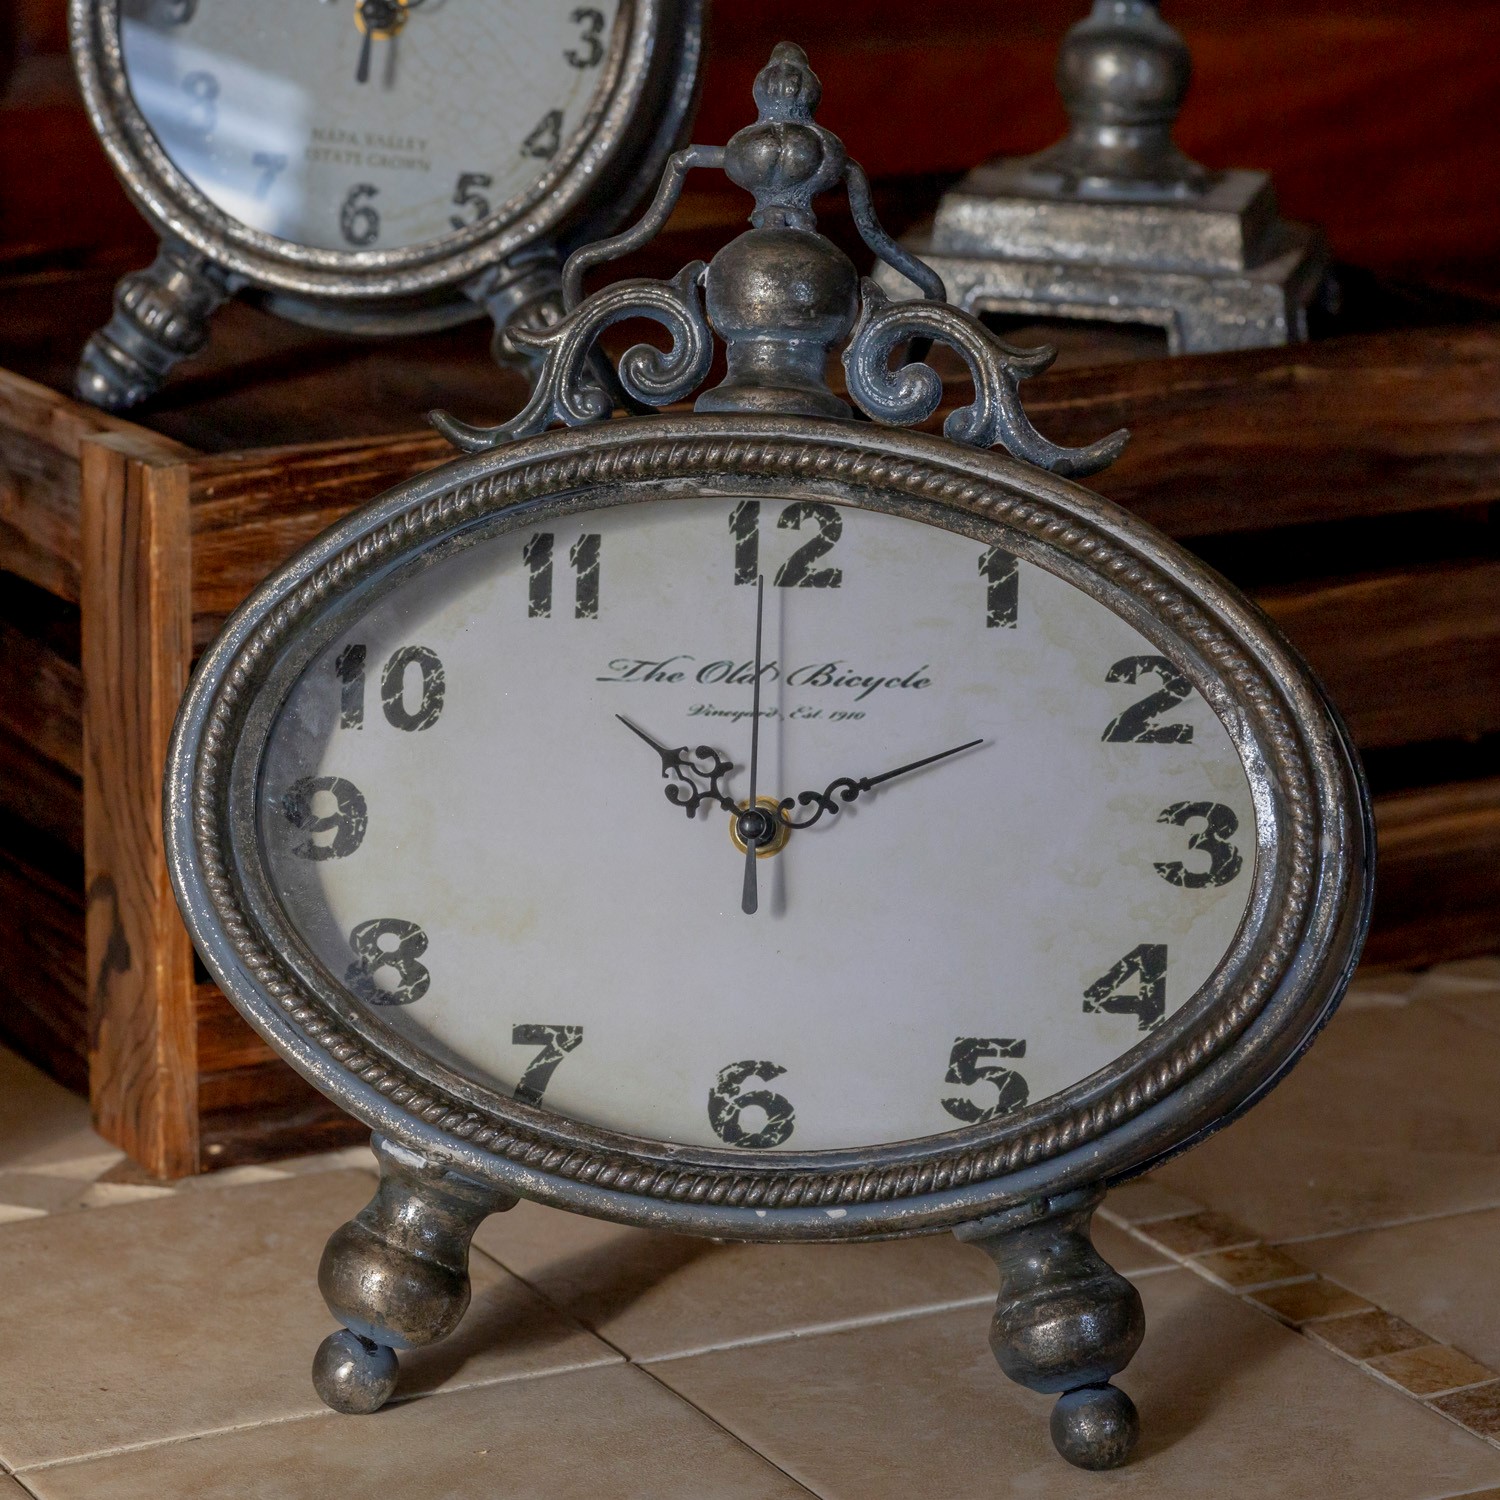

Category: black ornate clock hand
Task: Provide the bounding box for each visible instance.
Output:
[615,715,736,817]
[777,738,984,830]
[355,0,426,84]
[740,575,768,915]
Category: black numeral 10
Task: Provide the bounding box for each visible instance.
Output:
[524,533,600,619]
[336,644,445,731]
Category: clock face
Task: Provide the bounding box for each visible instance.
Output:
[255,492,1257,1153]
[119,0,624,253]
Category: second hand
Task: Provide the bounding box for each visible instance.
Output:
[741,575,767,916]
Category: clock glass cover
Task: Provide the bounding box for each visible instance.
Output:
[121,0,626,252]
[258,493,1257,1152]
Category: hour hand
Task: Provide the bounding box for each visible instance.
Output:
[778,738,983,830]
[616,715,737,818]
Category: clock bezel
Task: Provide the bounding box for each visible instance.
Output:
[165,414,1372,1241]
[71,0,702,325]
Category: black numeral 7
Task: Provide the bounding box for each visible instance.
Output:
[511,1024,584,1106]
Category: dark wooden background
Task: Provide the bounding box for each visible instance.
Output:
[6,0,1500,290]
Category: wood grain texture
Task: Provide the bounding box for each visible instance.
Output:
[0,613,81,776]
[0,726,81,857]
[1367,778,1500,970]
[0,842,86,1092]
[1255,559,1500,751]
[81,435,198,1179]
[0,366,186,599]
[197,1059,364,1170]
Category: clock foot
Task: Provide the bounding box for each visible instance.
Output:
[313,1133,518,1414]
[957,1186,1144,1470]
[75,240,230,412]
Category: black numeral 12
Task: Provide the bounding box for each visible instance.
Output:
[728,501,842,588]
[524,533,600,619]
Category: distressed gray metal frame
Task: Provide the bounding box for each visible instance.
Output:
[163,43,1371,1469]
[68,0,702,407]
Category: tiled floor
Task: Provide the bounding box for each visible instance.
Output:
[3,959,1500,1497]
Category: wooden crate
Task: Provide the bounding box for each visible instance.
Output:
[2,300,1499,1176]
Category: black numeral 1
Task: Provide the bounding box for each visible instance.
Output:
[524,533,600,618]
[729,500,759,584]
[978,545,1018,628]
[336,644,366,728]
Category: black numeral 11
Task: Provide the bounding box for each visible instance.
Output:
[524,533,600,619]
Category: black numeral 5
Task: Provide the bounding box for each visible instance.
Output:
[942,1037,1029,1123]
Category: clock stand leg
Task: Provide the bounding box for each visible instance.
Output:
[312,1134,518,1415]
[75,240,230,413]
[956,1186,1145,1470]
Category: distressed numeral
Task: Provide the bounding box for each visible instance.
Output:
[708,1060,795,1148]
[565,7,606,67]
[449,170,493,230]
[281,776,367,860]
[340,182,380,246]
[251,151,287,200]
[728,500,760,584]
[978,544,1019,628]
[523,108,564,159]
[941,1037,1028,1123]
[335,644,366,728]
[380,646,445,731]
[511,1024,584,1106]
[774,502,842,588]
[1083,944,1168,1032]
[1102,656,1194,743]
[181,70,218,135]
[345,918,430,1006]
[524,532,600,618]
[1155,802,1243,888]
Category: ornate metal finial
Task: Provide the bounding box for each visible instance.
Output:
[431,43,1127,478]
[1018,0,1213,200]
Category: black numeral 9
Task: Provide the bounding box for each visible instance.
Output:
[281,776,367,860]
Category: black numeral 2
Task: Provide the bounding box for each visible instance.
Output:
[345,918,430,1006]
[1084,944,1168,1032]
[336,644,445,731]
[511,1024,584,1106]
[1102,656,1194,743]
[524,533,600,618]
[942,1037,1028,1123]
[727,501,842,588]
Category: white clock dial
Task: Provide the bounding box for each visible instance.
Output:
[258,495,1256,1152]
[120,0,622,252]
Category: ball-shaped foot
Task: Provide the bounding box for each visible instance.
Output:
[312,1329,398,1415]
[1050,1382,1139,1470]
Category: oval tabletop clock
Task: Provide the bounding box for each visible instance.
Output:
[69,0,701,410]
[165,44,1372,1471]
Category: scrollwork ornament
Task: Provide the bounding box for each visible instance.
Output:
[431,262,713,453]
[843,281,1129,478]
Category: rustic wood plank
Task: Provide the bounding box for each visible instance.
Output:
[1366,778,1500,970]
[0,726,81,856]
[195,982,278,1075]
[0,613,81,776]
[0,367,187,600]
[0,842,86,1093]
[81,434,199,1180]
[1255,558,1500,750]
[197,1060,365,1170]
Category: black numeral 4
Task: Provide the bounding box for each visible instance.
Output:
[1084,944,1168,1032]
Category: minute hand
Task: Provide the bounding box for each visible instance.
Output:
[777,739,983,830]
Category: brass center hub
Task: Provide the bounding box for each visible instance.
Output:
[355,0,411,40]
[730,796,790,858]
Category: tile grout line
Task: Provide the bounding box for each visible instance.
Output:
[1099,1194,1500,1449]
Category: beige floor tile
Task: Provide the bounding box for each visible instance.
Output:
[1151,1003,1500,1239]
[1293,1205,1500,1372]
[0,1172,617,1469]
[18,1364,814,1500]
[0,1049,112,1173]
[0,1477,32,1497]
[648,1269,1500,1499]
[472,1197,1166,1361]
[1100,1177,1202,1224]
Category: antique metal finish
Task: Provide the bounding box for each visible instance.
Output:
[313,1134,517,1413]
[958,1189,1144,1469]
[69,0,702,408]
[876,2,1327,353]
[164,43,1372,1460]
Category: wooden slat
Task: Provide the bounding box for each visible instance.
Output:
[0,367,186,600]
[1256,558,1500,750]
[195,981,277,1075]
[1367,778,1500,970]
[1024,326,1500,537]
[0,727,81,856]
[81,434,199,1179]
[197,1060,365,1170]
[0,612,81,776]
[0,842,86,1093]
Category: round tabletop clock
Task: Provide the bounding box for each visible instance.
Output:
[69,0,701,410]
[165,44,1372,1472]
